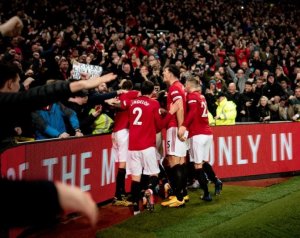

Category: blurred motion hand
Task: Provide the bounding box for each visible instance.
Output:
[0,16,23,37]
[55,182,98,226]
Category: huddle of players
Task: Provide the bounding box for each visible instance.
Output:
[108,64,222,215]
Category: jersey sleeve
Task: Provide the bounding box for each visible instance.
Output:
[169,86,183,103]
[182,94,197,128]
[151,100,170,131]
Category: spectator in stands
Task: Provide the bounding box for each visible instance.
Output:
[31,100,83,140]
[234,39,250,67]
[269,95,289,121]
[249,51,263,72]
[217,66,229,83]
[119,63,134,82]
[213,71,227,92]
[125,35,149,59]
[162,47,176,68]
[261,46,274,63]
[214,91,237,125]
[1,0,300,141]
[264,58,275,73]
[256,96,271,123]
[275,66,290,85]
[262,70,270,82]
[0,62,116,150]
[226,64,252,93]
[133,65,149,89]
[225,82,242,122]
[89,104,114,134]
[88,81,126,119]
[63,90,100,135]
[0,15,118,230]
[240,81,259,122]
[253,69,262,82]
[293,73,300,90]
[280,79,294,97]
[149,61,164,90]
[57,59,71,81]
[0,64,115,226]
[262,73,284,99]
[253,77,265,99]
[288,87,300,121]
[205,79,218,117]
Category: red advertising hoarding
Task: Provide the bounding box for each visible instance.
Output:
[1,123,300,204]
[209,123,300,178]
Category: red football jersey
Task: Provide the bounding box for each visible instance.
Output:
[126,96,165,150]
[113,90,139,132]
[166,80,186,128]
[183,91,212,137]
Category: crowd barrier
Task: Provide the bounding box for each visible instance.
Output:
[1,122,300,204]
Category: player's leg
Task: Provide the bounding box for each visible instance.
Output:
[180,157,189,202]
[112,130,132,206]
[162,127,187,207]
[161,156,174,198]
[142,147,160,211]
[131,175,142,215]
[202,135,222,195]
[128,150,143,215]
[193,135,212,201]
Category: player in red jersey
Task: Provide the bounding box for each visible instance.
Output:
[179,77,222,201]
[160,65,188,208]
[111,80,139,206]
[121,81,178,215]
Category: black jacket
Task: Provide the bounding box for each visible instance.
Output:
[262,82,284,99]
[240,91,259,122]
[0,81,72,151]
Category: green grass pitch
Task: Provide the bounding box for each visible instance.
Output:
[97,176,300,238]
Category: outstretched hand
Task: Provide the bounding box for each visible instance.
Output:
[70,73,117,93]
[55,182,98,227]
[0,16,23,37]
[96,73,117,84]
[105,98,121,106]
[86,73,117,89]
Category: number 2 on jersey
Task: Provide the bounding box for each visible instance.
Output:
[201,101,208,117]
[133,107,143,125]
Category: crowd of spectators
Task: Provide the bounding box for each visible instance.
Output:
[1,0,300,142]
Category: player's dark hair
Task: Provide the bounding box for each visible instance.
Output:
[157,90,167,108]
[141,81,154,95]
[165,64,180,79]
[121,80,133,90]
